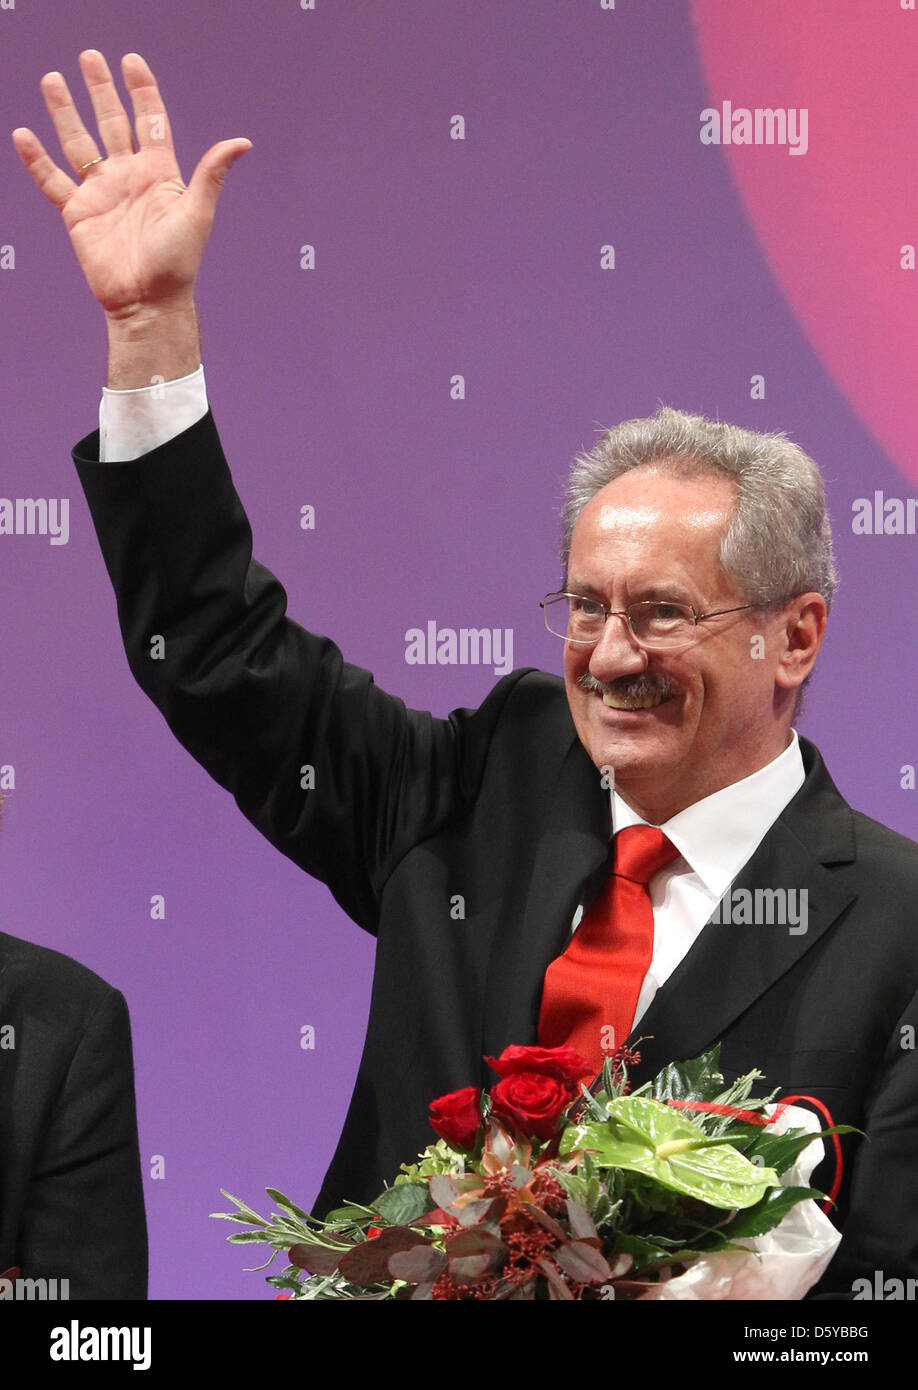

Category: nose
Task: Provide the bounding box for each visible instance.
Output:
[587,611,648,680]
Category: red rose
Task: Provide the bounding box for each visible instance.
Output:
[484,1043,591,1086]
[429,1085,482,1150]
[490,1071,574,1141]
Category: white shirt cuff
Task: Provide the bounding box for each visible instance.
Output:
[99,364,209,462]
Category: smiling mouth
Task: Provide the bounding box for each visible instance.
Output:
[601,689,671,710]
[579,671,677,711]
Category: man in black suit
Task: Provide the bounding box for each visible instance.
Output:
[14,49,918,1298]
[0,818,147,1297]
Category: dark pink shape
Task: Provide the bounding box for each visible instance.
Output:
[692,0,918,488]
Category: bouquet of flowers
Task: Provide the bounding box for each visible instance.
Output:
[213,1042,850,1300]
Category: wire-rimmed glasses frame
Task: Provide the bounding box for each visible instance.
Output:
[540,591,757,649]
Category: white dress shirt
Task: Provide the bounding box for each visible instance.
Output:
[604,732,805,1027]
[98,370,807,1030]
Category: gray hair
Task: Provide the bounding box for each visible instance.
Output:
[561,405,837,613]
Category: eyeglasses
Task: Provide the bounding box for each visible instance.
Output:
[540,592,756,649]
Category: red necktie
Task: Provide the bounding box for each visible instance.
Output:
[537,825,679,1077]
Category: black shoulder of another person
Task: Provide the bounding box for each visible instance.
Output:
[0,929,123,1016]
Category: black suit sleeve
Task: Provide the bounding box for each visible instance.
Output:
[73,411,505,934]
[817,987,918,1295]
[18,984,148,1300]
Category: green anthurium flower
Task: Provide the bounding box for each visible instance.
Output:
[558,1096,779,1209]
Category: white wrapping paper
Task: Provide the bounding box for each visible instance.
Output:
[637,1104,842,1300]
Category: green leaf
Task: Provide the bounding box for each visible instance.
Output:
[591,1193,614,1229]
[215,1190,270,1226]
[372,1182,431,1227]
[560,1096,779,1208]
[577,1083,610,1122]
[265,1188,312,1220]
[648,1047,725,1104]
[612,1232,674,1270]
[323,1203,378,1223]
[227,1230,273,1244]
[744,1124,861,1176]
[718,1185,824,1240]
[553,1168,590,1206]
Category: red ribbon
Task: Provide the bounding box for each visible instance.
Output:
[666,1099,771,1125]
[665,1094,842,1213]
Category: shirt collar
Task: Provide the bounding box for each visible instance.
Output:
[611,729,806,897]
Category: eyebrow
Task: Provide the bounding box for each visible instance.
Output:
[567,580,697,605]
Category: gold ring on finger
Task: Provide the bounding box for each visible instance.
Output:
[78,156,104,177]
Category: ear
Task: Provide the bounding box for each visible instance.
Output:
[774,592,827,692]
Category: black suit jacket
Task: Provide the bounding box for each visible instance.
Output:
[72,408,918,1298]
[0,931,148,1298]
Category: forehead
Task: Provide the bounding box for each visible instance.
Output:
[568,466,737,585]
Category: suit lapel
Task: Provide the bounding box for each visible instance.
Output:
[480,732,610,1063]
[481,730,858,1086]
[628,737,857,1082]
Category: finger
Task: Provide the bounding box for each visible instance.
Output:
[78,48,136,157]
[39,68,103,177]
[11,126,79,211]
[185,138,252,232]
[120,52,176,156]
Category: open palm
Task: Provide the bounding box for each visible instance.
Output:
[12,49,251,318]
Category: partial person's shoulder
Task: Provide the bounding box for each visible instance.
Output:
[0,930,122,1024]
[851,808,918,877]
[465,666,571,733]
[445,666,575,771]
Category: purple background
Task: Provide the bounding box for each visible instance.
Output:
[2,1,915,1299]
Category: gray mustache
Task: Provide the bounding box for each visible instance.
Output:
[578,671,678,701]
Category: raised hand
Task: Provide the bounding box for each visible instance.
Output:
[12,49,251,322]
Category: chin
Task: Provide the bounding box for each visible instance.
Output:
[580,728,659,774]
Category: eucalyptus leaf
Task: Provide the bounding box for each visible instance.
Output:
[445,1228,507,1258]
[388,1245,447,1283]
[519,1201,567,1242]
[566,1199,597,1241]
[538,1258,574,1300]
[449,1252,504,1282]
[338,1227,430,1287]
[289,1242,345,1276]
[456,1196,505,1227]
[428,1173,461,1211]
[553,1241,611,1283]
